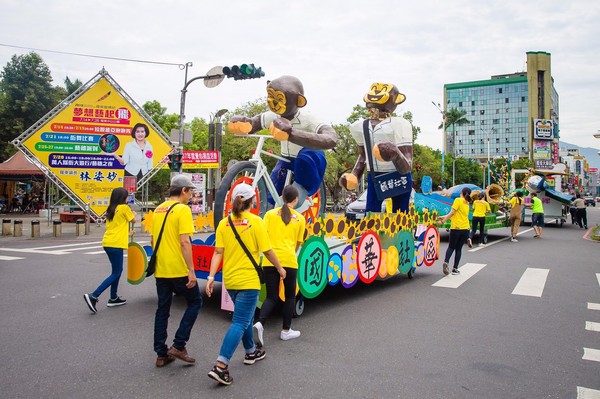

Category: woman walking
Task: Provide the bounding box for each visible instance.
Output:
[206,183,286,386]
[437,187,472,275]
[84,188,136,313]
[254,185,306,347]
[508,191,525,242]
[469,192,491,247]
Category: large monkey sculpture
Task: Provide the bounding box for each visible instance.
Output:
[228,75,338,211]
[339,83,413,213]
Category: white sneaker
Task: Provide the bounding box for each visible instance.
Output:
[478,243,484,247]
[253,322,264,347]
[280,329,301,341]
[510,238,518,242]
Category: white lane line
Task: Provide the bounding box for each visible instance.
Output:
[0,248,69,255]
[597,273,600,287]
[84,251,106,255]
[582,347,600,362]
[578,386,600,398]
[511,268,549,297]
[469,228,535,252]
[585,321,600,332]
[432,263,486,288]
[588,303,600,311]
[29,241,103,250]
[0,255,25,261]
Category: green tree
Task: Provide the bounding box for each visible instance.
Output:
[438,107,470,156]
[0,52,64,161]
[324,124,358,202]
[64,76,83,95]
[142,100,179,134]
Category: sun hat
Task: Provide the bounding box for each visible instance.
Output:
[231,183,256,201]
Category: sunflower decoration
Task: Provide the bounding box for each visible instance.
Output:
[336,217,348,238]
[307,218,323,237]
[141,210,154,233]
[373,215,381,232]
[411,209,420,229]
[400,213,409,231]
[429,210,438,226]
[346,222,357,243]
[382,214,392,235]
[358,219,367,236]
[389,215,398,236]
[365,216,376,231]
[395,213,402,228]
[323,214,336,237]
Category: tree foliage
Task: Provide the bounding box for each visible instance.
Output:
[0,52,66,161]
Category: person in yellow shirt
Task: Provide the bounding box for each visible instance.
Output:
[254,185,306,347]
[206,183,285,386]
[84,187,135,313]
[469,192,491,247]
[152,174,201,368]
[437,187,472,275]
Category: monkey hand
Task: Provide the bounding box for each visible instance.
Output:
[373,142,400,162]
[339,173,359,191]
[269,118,292,141]
[228,116,253,135]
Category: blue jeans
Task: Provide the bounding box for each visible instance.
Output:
[217,289,259,365]
[92,247,124,299]
[154,277,202,357]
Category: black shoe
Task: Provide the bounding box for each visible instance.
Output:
[243,348,266,365]
[107,297,126,307]
[451,268,460,275]
[208,365,233,385]
[84,293,98,313]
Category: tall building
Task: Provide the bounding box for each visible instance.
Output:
[443,51,559,170]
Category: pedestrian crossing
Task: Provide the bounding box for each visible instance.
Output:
[0,241,150,257]
[577,273,600,398]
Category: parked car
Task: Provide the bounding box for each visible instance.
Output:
[345,190,394,220]
[584,196,595,207]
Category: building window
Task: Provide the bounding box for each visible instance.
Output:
[521,96,526,102]
[471,110,475,116]
[496,109,500,114]
[518,107,522,113]
[506,108,509,113]
[480,148,484,153]
[495,138,500,143]
[505,138,510,143]
[521,147,526,152]
[498,88,503,94]
[521,137,526,142]
[459,102,463,106]
[459,139,462,144]
[468,130,475,135]
[471,139,475,144]
[480,138,484,143]
[496,148,500,153]
[505,118,509,123]
[505,98,509,103]
[480,110,485,115]
[471,101,475,106]
[492,119,499,124]
[471,149,475,153]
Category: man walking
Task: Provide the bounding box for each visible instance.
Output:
[529,192,544,239]
[152,174,202,367]
[572,194,587,229]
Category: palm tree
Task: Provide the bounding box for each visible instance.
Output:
[438,107,470,185]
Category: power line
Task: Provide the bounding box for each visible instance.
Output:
[0,43,185,67]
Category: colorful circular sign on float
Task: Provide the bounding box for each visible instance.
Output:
[423,225,439,266]
[298,236,330,299]
[340,244,358,288]
[355,230,381,284]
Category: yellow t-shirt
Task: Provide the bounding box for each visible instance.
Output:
[215,211,272,290]
[102,204,134,249]
[152,201,195,278]
[262,207,306,269]
[450,197,471,230]
[472,199,491,217]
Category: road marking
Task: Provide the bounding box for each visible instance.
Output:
[0,247,70,255]
[582,347,600,363]
[578,386,600,398]
[597,273,600,287]
[432,263,486,288]
[29,241,103,250]
[0,255,25,261]
[588,303,600,311]
[511,268,549,297]
[468,228,535,252]
[585,321,600,332]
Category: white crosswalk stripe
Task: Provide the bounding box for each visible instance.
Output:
[577,386,600,398]
[432,263,486,288]
[586,321,600,332]
[588,303,600,311]
[0,241,150,257]
[512,268,549,297]
[0,255,25,261]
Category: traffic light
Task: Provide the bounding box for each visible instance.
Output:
[222,64,265,80]
[168,151,183,171]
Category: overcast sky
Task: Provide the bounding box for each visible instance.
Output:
[1,0,600,153]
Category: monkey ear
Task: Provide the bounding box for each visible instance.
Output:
[297,94,307,108]
[394,93,406,105]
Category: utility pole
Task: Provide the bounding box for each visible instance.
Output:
[432,101,446,187]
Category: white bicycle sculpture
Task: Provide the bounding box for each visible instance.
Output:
[213,134,327,228]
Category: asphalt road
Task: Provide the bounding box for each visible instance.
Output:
[0,208,599,398]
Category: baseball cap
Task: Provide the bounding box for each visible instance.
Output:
[170,174,195,189]
[231,183,256,200]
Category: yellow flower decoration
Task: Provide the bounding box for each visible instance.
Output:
[141,210,154,233]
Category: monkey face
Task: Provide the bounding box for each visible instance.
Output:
[267,87,288,115]
[363,83,406,114]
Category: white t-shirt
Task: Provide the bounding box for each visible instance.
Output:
[350,118,412,172]
[260,110,326,158]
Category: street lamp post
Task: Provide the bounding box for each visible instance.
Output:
[481,127,495,188]
[432,101,446,187]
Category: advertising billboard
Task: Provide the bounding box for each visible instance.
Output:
[13,70,173,217]
[533,119,554,140]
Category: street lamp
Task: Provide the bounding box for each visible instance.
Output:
[432,101,446,187]
[481,127,495,188]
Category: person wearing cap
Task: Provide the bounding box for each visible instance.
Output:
[151,174,202,368]
[206,183,286,386]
